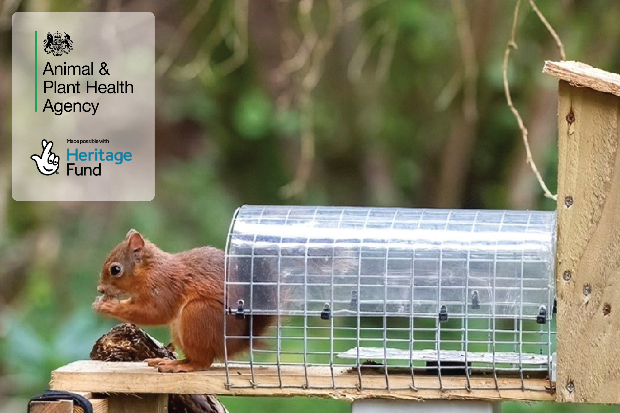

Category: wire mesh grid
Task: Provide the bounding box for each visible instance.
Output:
[223,205,556,392]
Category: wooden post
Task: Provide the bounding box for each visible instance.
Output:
[544,61,620,403]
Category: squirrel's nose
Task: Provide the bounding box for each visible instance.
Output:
[97,286,105,294]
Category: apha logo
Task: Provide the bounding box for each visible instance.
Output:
[31,140,59,176]
[43,31,73,56]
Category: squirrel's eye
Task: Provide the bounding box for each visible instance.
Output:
[110,264,122,276]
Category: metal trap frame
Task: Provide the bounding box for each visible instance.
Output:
[223,206,556,393]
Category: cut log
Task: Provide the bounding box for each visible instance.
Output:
[90,323,228,413]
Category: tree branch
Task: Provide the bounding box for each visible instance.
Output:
[502,0,557,201]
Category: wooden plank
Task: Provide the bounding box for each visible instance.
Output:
[50,360,553,402]
[107,394,166,413]
[89,398,108,413]
[544,61,620,98]
[29,400,73,413]
[28,394,107,413]
[76,398,107,413]
[338,347,549,365]
[554,79,620,403]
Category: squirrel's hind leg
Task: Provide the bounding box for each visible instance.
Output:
[162,299,220,373]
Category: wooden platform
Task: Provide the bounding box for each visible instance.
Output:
[50,361,553,402]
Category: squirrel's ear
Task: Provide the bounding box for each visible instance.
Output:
[127,230,145,252]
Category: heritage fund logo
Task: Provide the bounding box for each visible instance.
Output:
[31,138,134,177]
[31,139,59,176]
[43,31,73,56]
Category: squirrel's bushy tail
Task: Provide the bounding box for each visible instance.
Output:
[250,315,275,338]
[228,246,355,343]
[246,257,278,339]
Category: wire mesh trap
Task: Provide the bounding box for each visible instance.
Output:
[223,206,556,392]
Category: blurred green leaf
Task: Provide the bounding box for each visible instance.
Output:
[233,90,273,140]
[52,310,101,361]
[4,314,47,366]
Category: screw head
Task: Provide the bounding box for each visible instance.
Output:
[562,270,572,281]
[566,381,575,393]
[583,284,592,296]
[565,195,574,208]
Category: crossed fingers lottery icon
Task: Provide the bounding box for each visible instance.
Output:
[31,139,59,175]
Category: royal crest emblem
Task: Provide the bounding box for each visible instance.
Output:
[43,31,73,56]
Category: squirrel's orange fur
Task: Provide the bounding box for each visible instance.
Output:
[92,229,272,373]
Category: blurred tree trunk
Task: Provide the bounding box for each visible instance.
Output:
[247,0,288,99]
[434,0,497,208]
[324,1,369,206]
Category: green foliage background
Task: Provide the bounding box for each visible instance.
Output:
[2,1,620,412]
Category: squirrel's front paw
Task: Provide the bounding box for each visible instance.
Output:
[92,295,118,315]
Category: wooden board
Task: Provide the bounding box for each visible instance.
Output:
[543,61,620,98]
[85,398,108,413]
[338,347,550,366]
[50,360,553,402]
[69,392,108,413]
[29,400,73,413]
[29,395,107,413]
[552,79,620,403]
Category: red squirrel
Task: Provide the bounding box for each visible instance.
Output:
[92,229,273,373]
